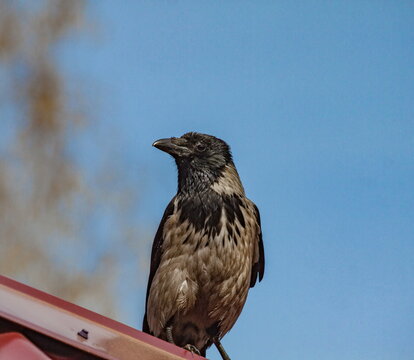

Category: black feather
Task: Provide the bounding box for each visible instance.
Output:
[250,204,265,287]
[142,197,175,333]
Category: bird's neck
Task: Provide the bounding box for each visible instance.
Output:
[177,166,217,195]
[177,163,244,197]
[210,163,245,196]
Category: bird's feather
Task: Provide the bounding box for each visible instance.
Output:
[250,204,265,287]
[142,197,176,333]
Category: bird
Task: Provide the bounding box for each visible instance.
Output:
[142,132,264,359]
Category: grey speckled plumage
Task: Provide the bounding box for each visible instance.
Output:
[143,132,265,358]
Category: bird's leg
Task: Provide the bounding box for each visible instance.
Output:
[213,338,231,360]
[166,326,174,344]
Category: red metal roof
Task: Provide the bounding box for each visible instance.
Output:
[0,333,52,360]
[0,275,205,360]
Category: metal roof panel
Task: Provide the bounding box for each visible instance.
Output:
[0,275,205,360]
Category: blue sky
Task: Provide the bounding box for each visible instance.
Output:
[61,1,414,359]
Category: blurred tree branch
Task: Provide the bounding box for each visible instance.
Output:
[0,0,147,321]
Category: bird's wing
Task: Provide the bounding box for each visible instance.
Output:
[250,204,265,287]
[142,197,176,333]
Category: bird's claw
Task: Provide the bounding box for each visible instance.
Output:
[184,344,201,355]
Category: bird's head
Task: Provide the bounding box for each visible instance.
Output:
[153,132,238,193]
[153,132,233,171]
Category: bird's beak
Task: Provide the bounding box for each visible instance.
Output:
[152,137,190,157]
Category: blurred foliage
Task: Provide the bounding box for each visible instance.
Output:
[0,0,147,320]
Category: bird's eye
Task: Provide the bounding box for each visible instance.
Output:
[196,143,206,152]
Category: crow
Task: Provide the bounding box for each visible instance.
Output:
[143,132,264,359]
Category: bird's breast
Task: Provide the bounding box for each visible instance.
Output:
[147,193,259,337]
[161,195,255,284]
